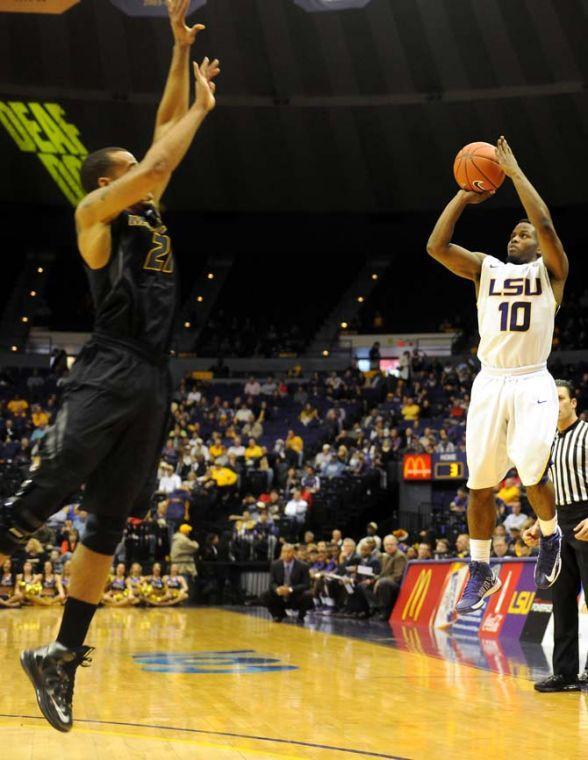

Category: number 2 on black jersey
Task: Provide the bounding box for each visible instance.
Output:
[144,230,173,273]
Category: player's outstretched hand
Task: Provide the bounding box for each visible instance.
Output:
[496,136,521,178]
[522,522,540,548]
[458,189,493,205]
[194,58,219,113]
[168,0,205,48]
[573,518,588,542]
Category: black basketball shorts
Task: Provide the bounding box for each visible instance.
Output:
[33,340,171,519]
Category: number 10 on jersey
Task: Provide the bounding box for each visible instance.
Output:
[498,301,531,332]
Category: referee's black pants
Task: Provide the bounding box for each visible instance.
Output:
[552,505,588,679]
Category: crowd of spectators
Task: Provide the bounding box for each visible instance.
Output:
[2,356,587,619]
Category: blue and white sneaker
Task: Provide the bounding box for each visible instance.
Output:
[455,561,502,615]
[534,527,562,589]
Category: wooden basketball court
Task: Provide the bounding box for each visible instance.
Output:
[1,607,586,759]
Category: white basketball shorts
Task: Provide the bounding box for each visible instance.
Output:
[466,366,558,489]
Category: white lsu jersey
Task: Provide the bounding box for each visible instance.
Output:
[476,255,557,370]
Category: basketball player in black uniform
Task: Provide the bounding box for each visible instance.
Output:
[0,1,219,732]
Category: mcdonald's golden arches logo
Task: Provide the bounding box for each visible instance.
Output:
[402,454,432,480]
[402,568,432,622]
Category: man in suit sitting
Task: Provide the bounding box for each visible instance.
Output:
[261,543,313,623]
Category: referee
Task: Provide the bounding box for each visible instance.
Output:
[525,379,588,692]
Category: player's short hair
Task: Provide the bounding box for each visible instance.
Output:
[555,379,575,400]
[80,146,127,194]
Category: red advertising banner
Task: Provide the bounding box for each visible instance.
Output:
[391,559,565,645]
[402,453,432,481]
[0,0,79,12]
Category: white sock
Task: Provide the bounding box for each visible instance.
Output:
[538,516,558,538]
[470,539,491,564]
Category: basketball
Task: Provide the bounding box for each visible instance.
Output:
[453,141,505,193]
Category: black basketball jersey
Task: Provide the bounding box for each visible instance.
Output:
[86,204,178,358]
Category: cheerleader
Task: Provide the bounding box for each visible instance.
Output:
[0,558,21,608]
[16,561,43,605]
[162,564,189,606]
[142,563,168,606]
[125,562,144,605]
[59,560,72,601]
[33,561,65,606]
[103,563,136,607]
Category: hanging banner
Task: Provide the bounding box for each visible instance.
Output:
[110,0,206,16]
[0,100,87,205]
[0,0,79,12]
[293,0,373,12]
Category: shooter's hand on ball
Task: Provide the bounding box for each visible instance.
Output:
[496,136,521,179]
[573,518,588,542]
[522,522,540,549]
[458,189,493,205]
[168,0,205,48]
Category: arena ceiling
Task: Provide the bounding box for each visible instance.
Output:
[0,0,586,213]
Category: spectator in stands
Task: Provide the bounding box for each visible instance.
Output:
[417,543,432,560]
[7,393,29,417]
[358,522,382,551]
[398,351,412,381]
[455,533,470,558]
[492,537,512,559]
[21,537,47,573]
[314,444,332,470]
[245,438,264,464]
[343,538,381,618]
[160,488,190,544]
[159,462,182,494]
[60,529,80,561]
[434,538,451,559]
[503,500,528,537]
[450,486,468,514]
[171,524,199,587]
[285,430,304,466]
[261,543,313,623]
[244,377,261,396]
[435,429,456,453]
[369,342,381,370]
[375,535,407,620]
[228,435,246,459]
[301,465,320,495]
[303,531,315,546]
[210,462,238,489]
[497,476,521,505]
[299,403,319,427]
[331,529,343,547]
[235,404,254,426]
[284,488,308,525]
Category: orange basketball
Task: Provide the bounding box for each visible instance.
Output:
[453,141,505,193]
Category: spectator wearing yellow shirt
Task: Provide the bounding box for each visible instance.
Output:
[286,429,304,466]
[209,435,225,461]
[497,476,521,505]
[245,438,265,462]
[299,403,319,427]
[401,396,420,422]
[210,464,238,488]
[7,395,29,417]
[31,404,49,428]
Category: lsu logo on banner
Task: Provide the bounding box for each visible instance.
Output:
[402,454,432,481]
[402,568,432,622]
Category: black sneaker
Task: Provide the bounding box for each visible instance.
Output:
[534,674,581,693]
[20,642,93,732]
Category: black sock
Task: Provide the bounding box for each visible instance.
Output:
[56,598,98,650]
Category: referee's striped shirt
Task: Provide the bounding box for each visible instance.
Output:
[550,419,588,507]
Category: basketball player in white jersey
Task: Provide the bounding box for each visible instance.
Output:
[427,136,568,614]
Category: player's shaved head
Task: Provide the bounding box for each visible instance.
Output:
[80,146,133,194]
[507,219,539,264]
